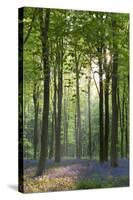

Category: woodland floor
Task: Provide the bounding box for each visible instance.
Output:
[22,158,129,193]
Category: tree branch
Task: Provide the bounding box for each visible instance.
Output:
[23,8,38,44]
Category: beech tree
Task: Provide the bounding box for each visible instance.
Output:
[36,8,51,176]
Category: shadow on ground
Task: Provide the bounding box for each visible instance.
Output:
[8,184,18,191]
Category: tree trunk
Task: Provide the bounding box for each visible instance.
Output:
[75,108,78,157]
[53,63,57,159]
[49,111,54,159]
[117,87,122,157]
[35,8,50,176]
[125,103,129,157]
[18,8,24,192]
[98,46,104,162]
[63,92,68,157]
[110,18,118,167]
[33,83,39,160]
[104,68,110,161]
[55,39,63,162]
[88,78,92,159]
[49,42,55,160]
[75,50,82,159]
[121,90,125,157]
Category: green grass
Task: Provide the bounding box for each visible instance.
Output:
[76,176,129,190]
[76,180,102,189]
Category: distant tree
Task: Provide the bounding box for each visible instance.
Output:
[55,39,63,162]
